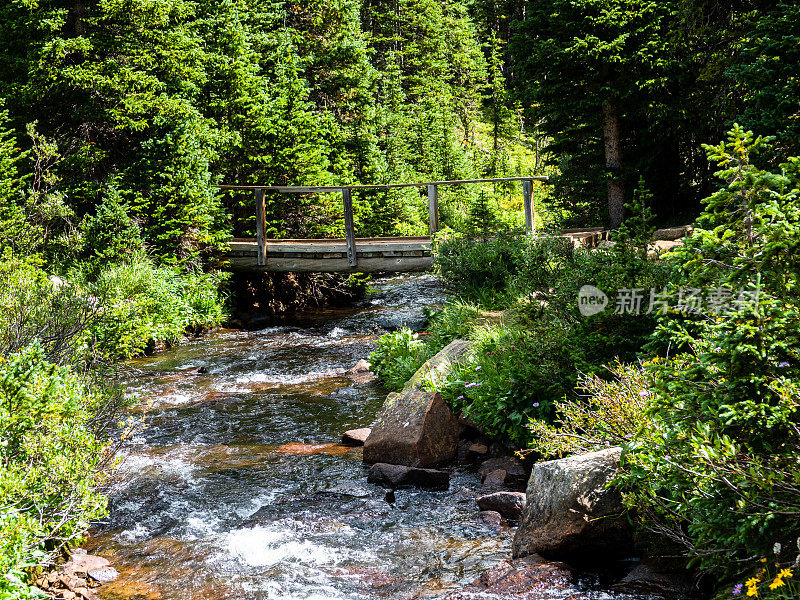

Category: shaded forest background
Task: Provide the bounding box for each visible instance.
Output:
[1,0,797,268]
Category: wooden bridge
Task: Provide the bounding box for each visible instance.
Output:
[220,177,548,273]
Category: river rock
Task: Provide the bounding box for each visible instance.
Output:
[363,389,458,467]
[612,561,697,598]
[480,456,527,489]
[88,567,119,583]
[405,339,473,390]
[512,447,632,561]
[342,428,371,446]
[64,553,110,576]
[442,554,583,600]
[479,510,502,526]
[367,462,450,490]
[477,491,526,519]
[347,359,371,374]
[482,469,508,491]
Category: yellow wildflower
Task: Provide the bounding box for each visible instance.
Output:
[768,577,784,590]
[746,585,758,597]
[760,558,768,563]
[778,568,793,579]
[746,577,761,587]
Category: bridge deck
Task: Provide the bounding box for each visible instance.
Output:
[225,226,692,273]
[228,237,433,272]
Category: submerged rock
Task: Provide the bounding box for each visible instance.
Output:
[88,567,119,583]
[443,554,582,600]
[367,462,450,490]
[363,389,459,467]
[512,447,632,561]
[479,510,503,526]
[342,428,371,446]
[477,491,526,519]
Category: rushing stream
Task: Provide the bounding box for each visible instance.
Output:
[87,275,648,600]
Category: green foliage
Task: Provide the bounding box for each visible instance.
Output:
[528,361,650,459]
[78,251,227,360]
[0,344,109,590]
[731,2,800,162]
[432,229,671,445]
[369,328,431,391]
[433,231,531,305]
[78,189,144,276]
[617,128,800,577]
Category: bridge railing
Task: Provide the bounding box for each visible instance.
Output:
[217,176,548,267]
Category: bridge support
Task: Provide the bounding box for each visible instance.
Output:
[255,188,266,265]
[427,184,439,235]
[342,188,357,267]
[523,179,534,235]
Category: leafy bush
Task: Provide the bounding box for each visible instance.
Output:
[433,225,672,446]
[433,231,532,305]
[0,257,96,367]
[528,360,651,458]
[369,328,431,391]
[617,127,800,578]
[0,345,111,597]
[80,251,227,360]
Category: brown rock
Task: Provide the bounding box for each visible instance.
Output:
[347,359,371,374]
[442,554,584,600]
[363,389,459,467]
[73,587,91,599]
[341,428,371,446]
[367,462,449,490]
[480,456,528,489]
[477,491,526,519]
[481,469,507,491]
[479,510,502,526]
[468,443,488,457]
[64,554,110,576]
[87,567,119,583]
[61,591,76,600]
[513,447,633,561]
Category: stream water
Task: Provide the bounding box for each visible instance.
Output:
[87,275,646,600]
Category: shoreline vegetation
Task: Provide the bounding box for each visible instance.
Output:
[1,0,799,598]
[371,127,800,597]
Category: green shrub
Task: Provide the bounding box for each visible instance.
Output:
[617,127,800,578]
[0,257,95,367]
[433,231,532,305]
[81,251,227,360]
[369,328,431,391]
[0,344,110,597]
[528,360,651,458]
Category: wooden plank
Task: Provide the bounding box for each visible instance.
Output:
[229,240,431,254]
[255,256,433,273]
[522,179,533,234]
[342,188,357,267]
[216,176,549,194]
[427,184,439,235]
[254,188,266,266]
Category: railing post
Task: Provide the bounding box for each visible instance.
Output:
[342,188,357,267]
[427,184,439,235]
[255,188,266,265]
[523,179,534,235]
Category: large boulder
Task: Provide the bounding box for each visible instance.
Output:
[512,447,632,561]
[405,339,473,390]
[363,388,459,467]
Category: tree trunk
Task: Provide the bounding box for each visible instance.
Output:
[602,99,625,228]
